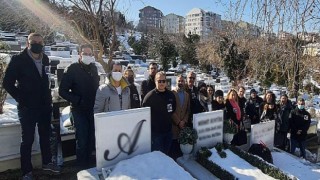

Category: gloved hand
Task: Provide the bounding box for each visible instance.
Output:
[287,133,291,139]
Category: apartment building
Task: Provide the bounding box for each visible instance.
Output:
[162,13,185,34]
[185,8,222,37]
[137,6,163,32]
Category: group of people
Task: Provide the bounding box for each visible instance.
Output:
[197,84,311,159]
[2,34,312,179]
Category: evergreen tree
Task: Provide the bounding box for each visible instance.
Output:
[220,37,248,82]
[159,36,178,71]
[180,33,200,65]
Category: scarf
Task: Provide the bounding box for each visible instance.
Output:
[229,99,241,121]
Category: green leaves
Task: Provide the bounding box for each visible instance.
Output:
[178,127,198,145]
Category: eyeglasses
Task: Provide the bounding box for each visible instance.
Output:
[157,80,166,83]
[188,77,195,80]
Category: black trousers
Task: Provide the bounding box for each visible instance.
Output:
[72,110,95,166]
[18,106,52,175]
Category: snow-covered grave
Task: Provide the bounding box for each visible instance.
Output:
[272,150,320,179]
[78,107,195,179]
[0,98,41,172]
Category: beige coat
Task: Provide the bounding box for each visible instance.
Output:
[172,89,190,139]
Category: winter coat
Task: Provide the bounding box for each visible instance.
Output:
[212,100,226,120]
[239,96,247,119]
[3,48,52,109]
[245,96,263,124]
[140,76,156,102]
[59,61,99,111]
[278,101,293,133]
[289,108,311,141]
[225,99,241,126]
[94,77,130,113]
[171,89,190,139]
[185,85,205,124]
[128,83,141,109]
[142,89,176,134]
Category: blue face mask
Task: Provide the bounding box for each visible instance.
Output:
[298,105,305,110]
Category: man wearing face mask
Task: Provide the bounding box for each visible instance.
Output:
[169,75,190,160]
[288,98,311,159]
[94,62,130,113]
[59,44,99,168]
[124,69,140,108]
[3,33,61,179]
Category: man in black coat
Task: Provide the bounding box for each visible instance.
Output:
[140,62,158,103]
[245,89,263,124]
[3,33,60,179]
[59,44,99,167]
[142,71,176,155]
[124,69,140,108]
[185,71,204,127]
[275,94,293,150]
[288,98,311,159]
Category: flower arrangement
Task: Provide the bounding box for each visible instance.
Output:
[178,127,198,145]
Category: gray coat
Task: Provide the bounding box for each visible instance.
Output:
[94,78,131,113]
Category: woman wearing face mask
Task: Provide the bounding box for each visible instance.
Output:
[94,62,131,113]
[124,69,140,109]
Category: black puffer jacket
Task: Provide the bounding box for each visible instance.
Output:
[59,61,99,111]
[128,83,140,109]
[3,48,52,109]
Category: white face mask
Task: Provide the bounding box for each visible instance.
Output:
[112,72,122,81]
[81,55,95,65]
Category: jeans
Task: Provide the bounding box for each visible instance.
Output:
[151,132,172,155]
[290,138,306,158]
[72,110,95,166]
[18,106,52,176]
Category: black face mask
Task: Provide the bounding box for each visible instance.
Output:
[29,43,43,54]
[127,77,134,84]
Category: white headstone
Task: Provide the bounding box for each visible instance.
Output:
[94,107,151,171]
[193,110,224,153]
[250,120,275,149]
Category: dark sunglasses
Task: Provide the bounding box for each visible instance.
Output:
[157,80,166,83]
[188,77,195,80]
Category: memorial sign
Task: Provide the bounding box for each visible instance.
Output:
[94,107,151,170]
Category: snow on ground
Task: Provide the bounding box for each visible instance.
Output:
[208,148,275,180]
[272,151,320,180]
[0,98,18,125]
[106,151,194,180]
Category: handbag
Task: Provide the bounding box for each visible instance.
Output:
[231,121,247,146]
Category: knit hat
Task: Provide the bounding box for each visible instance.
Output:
[250,89,257,94]
[214,90,224,97]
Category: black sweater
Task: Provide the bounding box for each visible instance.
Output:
[142,89,176,133]
[3,48,52,109]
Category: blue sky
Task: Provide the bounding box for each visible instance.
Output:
[117,0,254,25]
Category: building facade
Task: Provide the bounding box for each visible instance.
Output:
[137,6,163,32]
[161,13,185,34]
[185,8,222,37]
